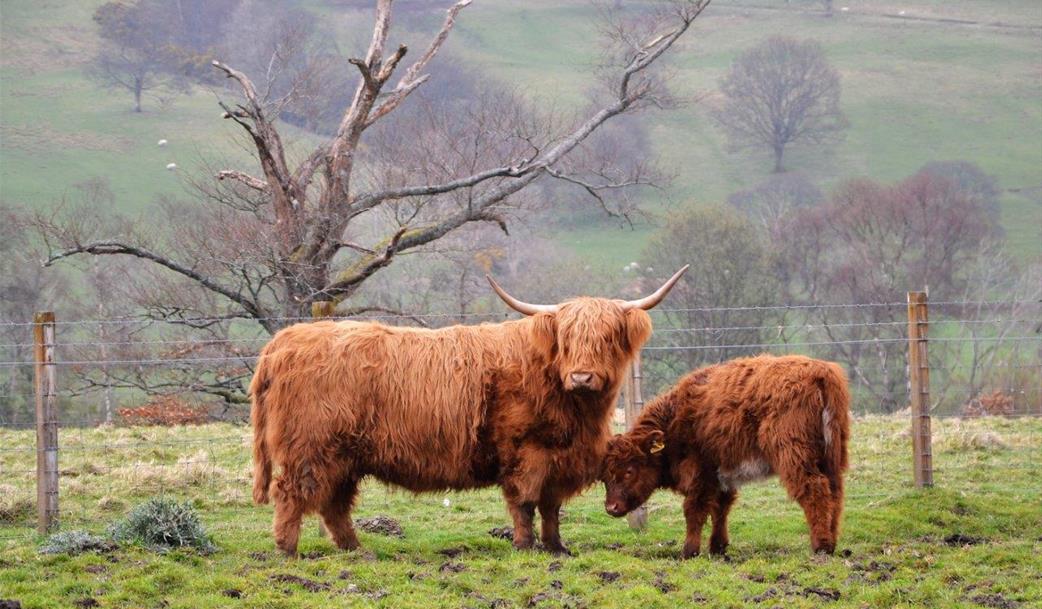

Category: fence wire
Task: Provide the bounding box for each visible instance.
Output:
[1,301,1040,542]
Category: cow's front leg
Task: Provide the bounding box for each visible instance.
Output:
[538,494,570,555]
[506,499,536,550]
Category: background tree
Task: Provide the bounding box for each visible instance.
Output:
[637,205,778,394]
[714,36,847,173]
[88,1,188,112]
[779,166,1002,411]
[0,205,65,426]
[38,0,711,404]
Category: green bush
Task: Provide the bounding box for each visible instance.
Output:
[40,530,115,555]
[109,498,215,554]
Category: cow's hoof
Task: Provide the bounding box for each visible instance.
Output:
[512,538,536,551]
[543,543,573,557]
[681,546,700,560]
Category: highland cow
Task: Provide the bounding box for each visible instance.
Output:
[251,268,687,556]
[602,354,850,556]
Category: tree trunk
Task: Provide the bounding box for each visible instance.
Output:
[772,145,785,173]
[133,78,143,113]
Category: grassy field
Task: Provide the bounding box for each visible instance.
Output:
[1,415,1040,608]
[1,0,1039,267]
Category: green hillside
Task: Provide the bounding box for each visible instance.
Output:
[1,0,1040,264]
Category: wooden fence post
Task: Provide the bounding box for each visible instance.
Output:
[34,311,59,533]
[625,353,649,530]
[907,292,933,488]
[312,301,335,538]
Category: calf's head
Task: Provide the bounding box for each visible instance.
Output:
[601,430,665,517]
[487,267,687,394]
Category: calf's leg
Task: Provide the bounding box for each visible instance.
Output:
[779,467,835,554]
[319,476,361,551]
[681,489,712,559]
[272,492,306,557]
[708,488,737,555]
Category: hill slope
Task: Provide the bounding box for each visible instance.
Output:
[1,0,1039,264]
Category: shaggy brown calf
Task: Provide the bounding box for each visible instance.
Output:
[251,268,687,556]
[602,354,850,556]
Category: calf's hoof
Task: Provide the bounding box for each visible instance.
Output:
[681,544,700,560]
[812,541,836,555]
[542,542,573,557]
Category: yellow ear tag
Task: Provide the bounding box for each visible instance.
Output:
[649,440,665,454]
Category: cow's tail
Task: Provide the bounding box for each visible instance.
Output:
[817,362,851,530]
[250,353,273,505]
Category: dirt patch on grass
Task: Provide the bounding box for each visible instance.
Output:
[268,574,330,593]
[597,571,620,584]
[970,594,1019,609]
[355,516,403,537]
[488,526,514,540]
[945,533,985,546]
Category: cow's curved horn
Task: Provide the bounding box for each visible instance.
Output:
[486,275,558,316]
[622,265,690,311]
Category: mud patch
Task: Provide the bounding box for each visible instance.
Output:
[437,546,466,558]
[970,594,1019,609]
[803,587,841,601]
[355,516,403,537]
[598,571,621,584]
[73,599,99,609]
[222,589,242,599]
[488,526,514,540]
[268,574,330,593]
[439,561,466,573]
[653,571,677,593]
[547,560,562,572]
[945,533,985,546]
[0,601,21,609]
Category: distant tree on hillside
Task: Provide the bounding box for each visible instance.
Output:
[638,205,779,393]
[714,36,847,173]
[918,160,1002,221]
[88,1,188,112]
[778,169,1002,411]
[727,171,823,238]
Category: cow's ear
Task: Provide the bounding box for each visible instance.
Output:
[624,309,652,352]
[642,430,665,455]
[529,311,558,359]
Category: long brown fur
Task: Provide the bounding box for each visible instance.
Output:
[251,298,652,556]
[601,354,850,557]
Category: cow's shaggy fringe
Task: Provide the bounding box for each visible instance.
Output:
[251,298,652,555]
[602,354,851,557]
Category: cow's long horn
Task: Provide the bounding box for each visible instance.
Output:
[486,275,558,315]
[622,265,690,311]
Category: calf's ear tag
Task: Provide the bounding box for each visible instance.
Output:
[649,440,665,454]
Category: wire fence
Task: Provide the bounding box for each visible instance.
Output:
[0,298,1039,541]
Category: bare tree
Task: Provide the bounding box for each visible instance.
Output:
[88,1,188,112]
[714,36,847,173]
[0,205,66,426]
[779,169,1002,412]
[42,1,712,339]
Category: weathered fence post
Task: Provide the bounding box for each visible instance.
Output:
[312,301,336,538]
[34,311,59,533]
[907,292,933,488]
[625,353,649,530]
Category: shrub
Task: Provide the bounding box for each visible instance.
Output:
[109,498,215,553]
[40,530,115,555]
[117,396,210,426]
[963,391,1015,417]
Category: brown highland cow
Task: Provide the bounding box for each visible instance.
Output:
[602,354,850,556]
[251,268,687,556]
